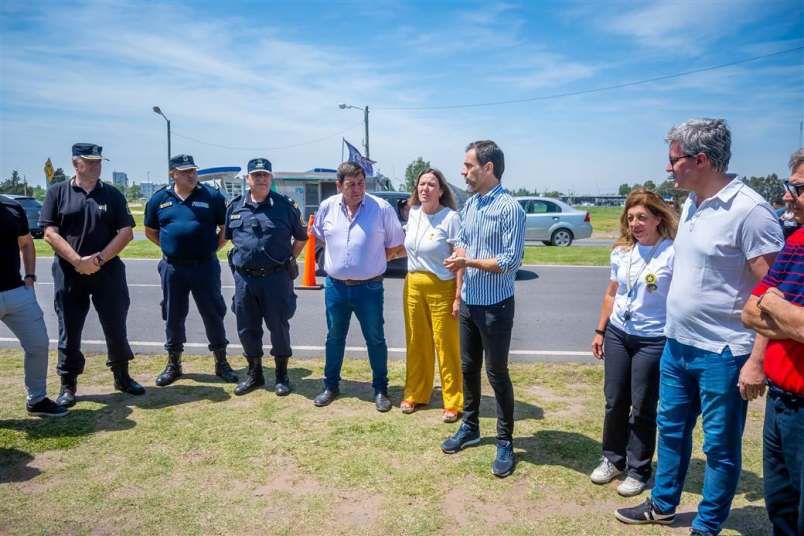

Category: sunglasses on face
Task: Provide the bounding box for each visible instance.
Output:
[784,180,804,197]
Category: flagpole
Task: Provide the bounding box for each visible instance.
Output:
[341,138,345,163]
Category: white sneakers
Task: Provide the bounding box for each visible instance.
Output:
[617,476,647,497]
[590,458,647,497]
[590,458,622,484]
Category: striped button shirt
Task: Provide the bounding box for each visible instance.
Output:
[456,183,526,305]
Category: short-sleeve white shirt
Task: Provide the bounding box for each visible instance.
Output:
[664,179,785,355]
[404,206,460,280]
[609,239,674,338]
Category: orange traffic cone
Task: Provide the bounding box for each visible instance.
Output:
[296,214,323,290]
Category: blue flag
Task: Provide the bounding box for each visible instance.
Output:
[343,139,374,177]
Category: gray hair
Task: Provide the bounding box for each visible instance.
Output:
[665,118,731,173]
[789,148,804,172]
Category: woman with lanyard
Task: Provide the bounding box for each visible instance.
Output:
[400,168,464,423]
[590,189,678,497]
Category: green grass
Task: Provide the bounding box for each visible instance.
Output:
[35,239,235,260]
[0,352,769,535]
[523,246,610,266]
[577,206,622,237]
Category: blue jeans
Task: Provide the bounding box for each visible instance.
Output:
[651,338,749,535]
[763,385,803,536]
[0,285,49,404]
[323,277,388,394]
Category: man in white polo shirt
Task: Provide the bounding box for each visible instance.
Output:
[616,118,784,536]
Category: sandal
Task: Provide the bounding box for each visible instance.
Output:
[400,400,416,414]
[442,410,459,423]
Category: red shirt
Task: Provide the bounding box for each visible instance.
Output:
[752,227,804,395]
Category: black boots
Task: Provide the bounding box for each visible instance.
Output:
[234,356,265,396]
[113,362,146,395]
[155,351,182,386]
[274,356,292,396]
[56,374,77,407]
[214,349,239,383]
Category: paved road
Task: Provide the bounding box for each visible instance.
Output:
[0,258,610,363]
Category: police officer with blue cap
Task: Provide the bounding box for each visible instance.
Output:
[144,154,238,386]
[40,143,145,406]
[225,157,307,396]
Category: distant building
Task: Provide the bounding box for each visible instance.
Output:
[139,181,165,200]
[112,171,128,188]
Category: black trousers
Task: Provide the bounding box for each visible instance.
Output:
[460,296,515,441]
[158,258,228,353]
[602,323,664,481]
[53,257,134,376]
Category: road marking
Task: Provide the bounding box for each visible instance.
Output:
[0,337,592,356]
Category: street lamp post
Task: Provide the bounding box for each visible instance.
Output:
[152,106,171,177]
[338,103,370,160]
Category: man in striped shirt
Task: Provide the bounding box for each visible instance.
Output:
[441,140,526,478]
[741,148,804,536]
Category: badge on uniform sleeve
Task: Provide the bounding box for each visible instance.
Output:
[160,201,173,209]
[192,201,209,208]
[230,213,241,220]
[98,204,107,212]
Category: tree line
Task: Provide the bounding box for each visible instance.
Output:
[1,169,143,201]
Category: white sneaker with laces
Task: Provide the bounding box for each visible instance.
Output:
[590,457,622,484]
[617,476,646,497]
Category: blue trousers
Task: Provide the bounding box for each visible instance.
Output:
[763,385,803,536]
[158,258,228,353]
[651,338,748,535]
[323,277,388,394]
[232,270,296,359]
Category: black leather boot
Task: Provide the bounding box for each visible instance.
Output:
[214,349,239,383]
[274,356,292,396]
[234,356,264,396]
[56,374,77,408]
[113,361,146,395]
[155,351,182,386]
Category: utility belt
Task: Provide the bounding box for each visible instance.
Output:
[767,381,804,407]
[235,259,298,279]
[329,275,383,286]
[164,256,214,266]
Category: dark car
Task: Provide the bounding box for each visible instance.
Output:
[314,190,411,274]
[1,194,43,238]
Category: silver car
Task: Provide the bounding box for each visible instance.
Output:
[515,196,593,247]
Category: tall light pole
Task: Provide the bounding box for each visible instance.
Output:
[338,103,370,159]
[152,106,171,178]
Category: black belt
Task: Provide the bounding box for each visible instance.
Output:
[235,265,285,277]
[165,256,214,266]
[767,381,804,407]
[330,275,383,286]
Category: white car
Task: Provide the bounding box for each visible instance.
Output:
[515,196,593,247]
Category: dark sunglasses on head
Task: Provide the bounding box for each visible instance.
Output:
[784,180,804,197]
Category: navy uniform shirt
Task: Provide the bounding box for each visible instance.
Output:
[0,197,29,291]
[225,191,307,269]
[40,179,135,256]
[144,183,226,260]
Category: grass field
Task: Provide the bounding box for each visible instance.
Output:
[34,240,608,266]
[580,206,621,238]
[0,352,770,535]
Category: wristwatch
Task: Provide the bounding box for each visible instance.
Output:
[24,274,37,282]
[95,254,106,267]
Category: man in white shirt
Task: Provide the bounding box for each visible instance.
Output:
[616,118,784,536]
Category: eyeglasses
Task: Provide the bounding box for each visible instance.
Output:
[668,153,698,166]
[784,180,804,197]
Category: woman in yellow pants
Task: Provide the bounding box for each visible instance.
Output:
[401,168,463,422]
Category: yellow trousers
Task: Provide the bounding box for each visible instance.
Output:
[403,271,463,411]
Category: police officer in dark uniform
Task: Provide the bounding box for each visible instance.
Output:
[40,143,145,406]
[144,154,238,386]
[225,158,307,396]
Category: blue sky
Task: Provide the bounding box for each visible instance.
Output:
[1,0,801,193]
